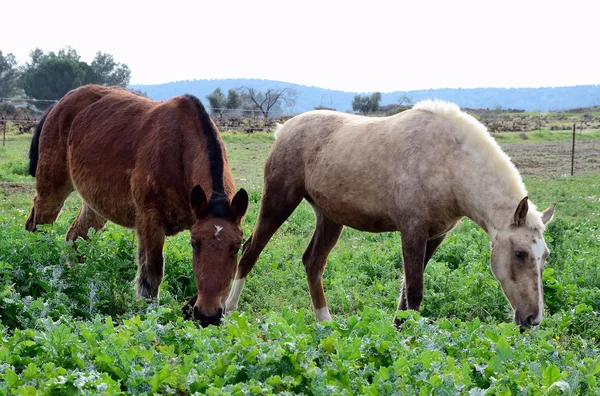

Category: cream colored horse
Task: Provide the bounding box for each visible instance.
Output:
[226,100,555,328]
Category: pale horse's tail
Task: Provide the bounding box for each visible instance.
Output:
[273,123,284,139]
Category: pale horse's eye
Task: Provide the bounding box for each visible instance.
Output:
[514,251,527,261]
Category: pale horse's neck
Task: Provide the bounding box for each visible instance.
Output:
[456,161,523,238]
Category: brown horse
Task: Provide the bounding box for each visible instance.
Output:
[225,100,556,328]
[25,85,248,326]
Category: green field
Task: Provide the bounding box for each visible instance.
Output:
[1,131,599,394]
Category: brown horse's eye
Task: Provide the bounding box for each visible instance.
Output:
[514,251,527,261]
[231,246,241,255]
[191,240,200,253]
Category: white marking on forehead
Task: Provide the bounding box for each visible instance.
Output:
[531,237,544,323]
[214,225,223,239]
[531,237,545,262]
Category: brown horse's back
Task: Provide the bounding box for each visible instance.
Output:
[31,84,233,235]
[32,86,118,202]
[67,89,218,233]
[67,91,148,227]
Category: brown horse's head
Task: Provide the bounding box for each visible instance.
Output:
[489,197,556,329]
[187,185,248,326]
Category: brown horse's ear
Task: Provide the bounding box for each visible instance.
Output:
[514,196,529,226]
[191,185,208,218]
[541,203,556,225]
[230,188,248,223]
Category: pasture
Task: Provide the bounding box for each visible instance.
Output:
[0,129,599,394]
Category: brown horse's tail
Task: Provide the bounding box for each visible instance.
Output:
[28,105,53,177]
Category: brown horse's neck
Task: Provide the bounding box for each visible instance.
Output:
[184,95,235,217]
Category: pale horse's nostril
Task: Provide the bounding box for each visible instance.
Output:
[526,314,537,327]
[216,307,224,318]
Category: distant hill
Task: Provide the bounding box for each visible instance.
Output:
[129,79,600,113]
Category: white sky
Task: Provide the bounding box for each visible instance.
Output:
[3,0,598,92]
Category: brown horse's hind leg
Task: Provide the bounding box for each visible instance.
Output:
[302,207,343,321]
[396,233,447,324]
[66,203,107,241]
[134,215,165,299]
[225,187,304,313]
[65,203,108,261]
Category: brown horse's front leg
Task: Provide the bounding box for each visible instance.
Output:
[395,232,428,326]
[135,220,165,299]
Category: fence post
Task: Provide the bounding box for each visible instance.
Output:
[2,116,6,147]
[571,123,576,176]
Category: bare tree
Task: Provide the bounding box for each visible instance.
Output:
[397,95,413,106]
[238,87,297,118]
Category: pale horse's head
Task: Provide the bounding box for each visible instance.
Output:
[489,197,556,328]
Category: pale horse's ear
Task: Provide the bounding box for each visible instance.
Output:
[541,203,556,225]
[513,196,529,226]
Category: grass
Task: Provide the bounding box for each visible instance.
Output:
[493,129,600,143]
[0,134,35,182]
[1,130,599,394]
[221,132,274,191]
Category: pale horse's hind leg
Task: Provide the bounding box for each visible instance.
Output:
[225,186,304,313]
[302,205,343,321]
[395,233,447,326]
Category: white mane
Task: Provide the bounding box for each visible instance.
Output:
[274,123,284,139]
[413,99,545,231]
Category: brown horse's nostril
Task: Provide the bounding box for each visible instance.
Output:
[193,305,224,327]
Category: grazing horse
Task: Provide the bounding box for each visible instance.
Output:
[226,100,555,328]
[25,85,248,326]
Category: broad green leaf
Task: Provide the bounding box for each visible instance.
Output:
[542,365,561,387]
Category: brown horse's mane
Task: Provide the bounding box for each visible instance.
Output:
[28,105,54,177]
[182,94,231,218]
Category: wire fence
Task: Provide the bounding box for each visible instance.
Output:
[0,98,294,141]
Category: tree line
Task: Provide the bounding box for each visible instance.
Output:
[0,47,132,110]
[206,87,297,118]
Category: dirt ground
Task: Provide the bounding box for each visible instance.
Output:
[0,182,35,194]
[502,139,599,177]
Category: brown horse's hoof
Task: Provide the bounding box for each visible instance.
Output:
[394,316,407,329]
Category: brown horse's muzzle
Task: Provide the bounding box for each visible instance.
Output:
[25,208,37,232]
[182,295,224,327]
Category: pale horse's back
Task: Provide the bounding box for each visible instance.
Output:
[270,109,460,232]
